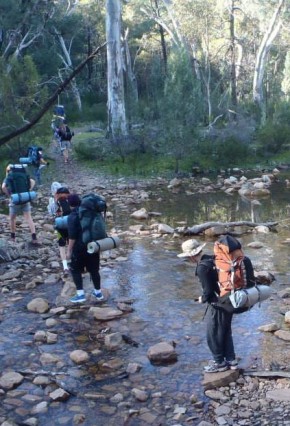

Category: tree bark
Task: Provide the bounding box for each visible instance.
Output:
[56,31,82,111]
[106,0,128,139]
[253,0,285,124]
[229,0,237,111]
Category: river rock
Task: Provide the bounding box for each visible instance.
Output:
[126,362,142,374]
[27,297,49,313]
[247,241,264,248]
[147,342,177,364]
[156,223,174,234]
[46,331,58,343]
[202,369,240,390]
[130,208,149,220]
[132,388,149,402]
[104,332,123,350]
[70,350,90,364]
[168,178,182,188]
[31,401,48,414]
[274,330,290,341]
[39,353,61,365]
[49,388,70,401]
[278,288,290,298]
[0,371,24,389]
[266,389,290,401]
[258,322,279,332]
[255,225,270,233]
[34,330,47,342]
[89,306,123,321]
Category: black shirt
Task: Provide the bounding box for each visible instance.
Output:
[196,254,220,304]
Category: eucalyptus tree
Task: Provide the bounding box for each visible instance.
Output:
[106,0,128,138]
[252,0,286,124]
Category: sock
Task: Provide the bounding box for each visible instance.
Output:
[77,290,85,296]
[93,289,102,295]
[32,233,37,241]
[62,260,68,270]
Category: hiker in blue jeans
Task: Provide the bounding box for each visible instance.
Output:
[66,194,104,303]
[178,239,238,373]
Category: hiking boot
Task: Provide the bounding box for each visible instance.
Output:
[70,294,86,303]
[62,269,70,278]
[227,359,239,370]
[92,290,104,301]
[204,361,229,373]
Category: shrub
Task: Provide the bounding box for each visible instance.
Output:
[256,123,290,154]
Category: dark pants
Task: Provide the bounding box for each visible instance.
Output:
[206,304,235,364]
[70,250,100,291]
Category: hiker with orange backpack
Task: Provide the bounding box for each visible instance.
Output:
[178,235,256,373]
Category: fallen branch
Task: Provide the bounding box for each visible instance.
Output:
[175,221,278,236]
[19,369,70,376]
[243,370,290,379]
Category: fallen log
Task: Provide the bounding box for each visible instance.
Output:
[243,370,290,379]
[175,221,278,236]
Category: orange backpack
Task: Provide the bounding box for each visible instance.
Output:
[214,235,247,297]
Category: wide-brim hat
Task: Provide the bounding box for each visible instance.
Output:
[177,239,206,258]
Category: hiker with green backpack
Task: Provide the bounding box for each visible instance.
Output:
[1,164,38,244]
[66,193,106,303]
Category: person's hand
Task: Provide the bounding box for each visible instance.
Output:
[198,296,202,303]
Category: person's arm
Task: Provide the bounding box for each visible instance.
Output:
[1,180,10,196]
[40,157,48,165]
[66,210,78,260]
[2,178,11,197]
[30,178,36,190]
[67,239,75,260]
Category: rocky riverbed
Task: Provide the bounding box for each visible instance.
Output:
[1,153,290,426]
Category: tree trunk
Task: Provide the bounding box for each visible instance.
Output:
[57,33,82,112]
[253,0,285,124]
[106,0,128,139]
[155,0,167,75]
[229,0,237,112]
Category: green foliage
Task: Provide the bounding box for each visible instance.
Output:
[195,137,250,168]
[256,122,290,154]
[66,102,107,123]
[272,101,290,124]
[0,55,50,156]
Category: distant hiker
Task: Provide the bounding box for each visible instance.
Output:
[57,123,74,164]
[48,182,71,277]
[178,236,256,373]
[66,194,104,303]
[1,164,38,244]
[27,146,49,185]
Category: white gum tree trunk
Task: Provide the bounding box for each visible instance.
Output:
[106,0,127,138]
[253,0,285,123]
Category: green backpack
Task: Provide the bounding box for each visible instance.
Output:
[6,165,30,195]
[79,193,107,245]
